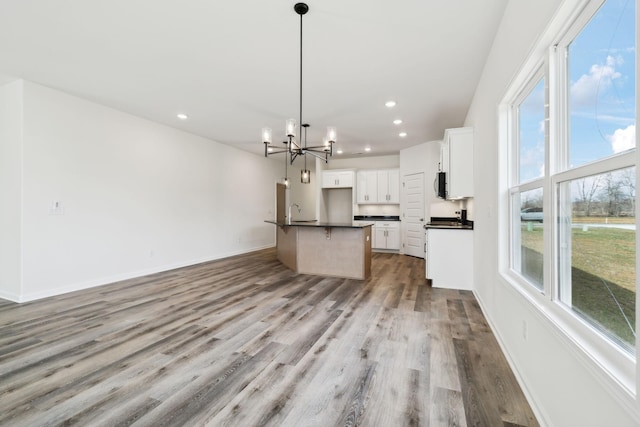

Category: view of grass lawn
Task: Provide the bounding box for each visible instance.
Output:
[520,223,636,348]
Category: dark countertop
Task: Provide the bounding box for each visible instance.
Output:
[353,215,400,221]
[265,220,373,229]
[425,223,474,230]
[424,216,474,230]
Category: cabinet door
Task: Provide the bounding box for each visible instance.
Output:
[448,129,473,198]
[442,127,473,199]
[336,171,354,188]
[373,227,387,249]
[322,171,354,188]
[322,171,337,188]
[356,170,377,203]
[356,171,367,203]
[376,170,389,202]
[365,171,378,201]
[386,227,400,250]
[387,169,400,203]
[375,169,400,204]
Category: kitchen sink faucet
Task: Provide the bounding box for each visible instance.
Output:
[288,203,301,224]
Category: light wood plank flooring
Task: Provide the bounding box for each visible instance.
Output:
[0,249,538,426]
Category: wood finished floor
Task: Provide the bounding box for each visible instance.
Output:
[0,249,538,427]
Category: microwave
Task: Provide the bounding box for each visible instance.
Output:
[436,171,446,199]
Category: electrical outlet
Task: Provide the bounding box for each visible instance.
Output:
[522,320,528,341]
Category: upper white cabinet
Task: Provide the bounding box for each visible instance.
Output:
[356,168,399,204]
[441,127,473,199]
[377,169,400,203]
[322,170,354,188]
[356,170,378,203]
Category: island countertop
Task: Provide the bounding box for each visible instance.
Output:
[265,220,374,228]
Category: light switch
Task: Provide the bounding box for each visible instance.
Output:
[49,201,64,215]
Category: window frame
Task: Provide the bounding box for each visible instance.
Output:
[507,66,549,294]
[500,0,637,399]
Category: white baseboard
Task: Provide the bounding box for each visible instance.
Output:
[9,244,275,303]
[472,290,551,427]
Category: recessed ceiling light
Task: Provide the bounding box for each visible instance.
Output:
[336,149,343,154]
[364,147,371,152]
[177,113,188,120]
[399,132,407,137]
[385,101,396,108]
[393,119,403,125]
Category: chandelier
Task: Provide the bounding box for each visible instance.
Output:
[262,2,336,185]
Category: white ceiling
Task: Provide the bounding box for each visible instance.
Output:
[0,0,507,159]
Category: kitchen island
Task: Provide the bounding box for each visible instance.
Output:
[265,221,373,280]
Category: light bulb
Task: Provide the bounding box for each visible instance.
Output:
[262,127,272,144]
[286,119,296,138]
[326,127,337,143]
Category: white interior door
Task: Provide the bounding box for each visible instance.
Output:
[403,173,425,258]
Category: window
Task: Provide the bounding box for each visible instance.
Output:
[567,0,637,169]
[519,78,546,183]
[558,168,636,351]
[512,188,545,290]
[505,0,636,368]
[556,0,636,352]
[509,74,546,291]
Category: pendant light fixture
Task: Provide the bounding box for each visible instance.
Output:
[262,2,336,184]
[301,124,311,183]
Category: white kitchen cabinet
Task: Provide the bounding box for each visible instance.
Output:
[356,170,378,203]
[426,228,473,290]
[377,169,400,203]
[355,168,399,204]
[441,127,473,199]
[373,221,400,250]
[322,170,354,188]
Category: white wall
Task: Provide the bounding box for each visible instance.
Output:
[327,154,399,170]
[4,81,282,302]
[0,80,23,300]
[466,1,638,425]
[288,161,317,221]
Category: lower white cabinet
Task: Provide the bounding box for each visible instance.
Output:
[426,228,473,290]
[373,221,400,250]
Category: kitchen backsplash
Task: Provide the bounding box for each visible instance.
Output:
[354,204,401,217]
[431,198,474,220]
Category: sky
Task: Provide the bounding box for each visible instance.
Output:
[518,0,636,183]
